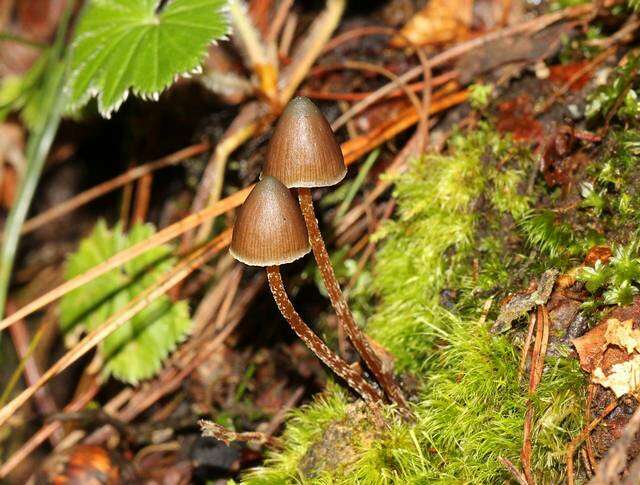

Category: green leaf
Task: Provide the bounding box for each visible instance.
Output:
[59,221,192,384]
[67,0,229,117]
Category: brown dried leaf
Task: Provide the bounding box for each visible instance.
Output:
[593,355,640,398]
[391,0,472,47]
[573,320,609,373]
[605,319,640,354]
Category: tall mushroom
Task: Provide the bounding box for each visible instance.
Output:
[263,97,410,414]
[230,176,382,404]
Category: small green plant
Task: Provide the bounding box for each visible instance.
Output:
[586,54,640,121]
[67,0,229,117]
[469,83,493,111]
[519,210,575,259]
[60,221,192,384]
[578,243,640,306]
[0,50,59,128]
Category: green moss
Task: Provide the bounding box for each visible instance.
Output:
[242,124,587,484]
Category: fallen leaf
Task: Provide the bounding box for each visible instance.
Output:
[496,95,543,143]
[391,0,472,47]
[593,354,640,398]
[605,319,640,354]
[548,61,592,91]
[492,269,558,333]
[573,320,609,373]
[584,245,612,266]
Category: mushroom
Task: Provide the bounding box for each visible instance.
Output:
[263,97,410,414]
[230,176,382,404]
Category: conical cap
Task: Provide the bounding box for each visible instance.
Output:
[263,97,346,188]
[230,176,310,266]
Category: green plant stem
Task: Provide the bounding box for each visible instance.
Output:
[0,10,71,329]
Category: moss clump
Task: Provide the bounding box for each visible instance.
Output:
[242,124,587,484]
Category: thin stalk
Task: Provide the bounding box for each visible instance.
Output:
[0,7,72,332]
[298,188,411,416]
[266,265,381,404]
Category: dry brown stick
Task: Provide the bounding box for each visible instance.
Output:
[192,267,236,331]
[518,311,537,381]
[278,0,345,104]
[132,172,153,224]
[0,188,250,333]
[521,305,550,485]
[585,384,598,471]
[5,310,61,443]
[498,456,529,485]
[261,385,305,436]
[0,230,231,430]
[120,161,135,230]
[192,103,264,243]
[266,0,294,43]
[278,12,297,59]
[15,142,209,236]
[199,419,283,449]
[340,90,468,165]
[213,265,243,329]
[567,398,619,485]
[339,60,424,122]
[303,71,457,101]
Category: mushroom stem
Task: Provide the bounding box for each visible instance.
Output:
[266,265,382,404]
[298,188,411,415]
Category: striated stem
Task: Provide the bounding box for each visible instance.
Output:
[298,188,412,416]
[266,266,381,404]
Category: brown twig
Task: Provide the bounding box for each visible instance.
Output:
[132,172,153,224]
[498,456,529,485]
[518,311,537,381]
[5,307,61,443]
[521,305,551,485]
[199,419,283,449]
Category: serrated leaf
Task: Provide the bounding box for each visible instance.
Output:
[60,221,192,384]
[67,0,229,117]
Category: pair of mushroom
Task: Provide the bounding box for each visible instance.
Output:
[230,98,409,412]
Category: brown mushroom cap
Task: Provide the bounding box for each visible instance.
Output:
[230,176,311,266]
[263,97,346,188]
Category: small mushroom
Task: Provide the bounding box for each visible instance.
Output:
[230,176,382,404]
[263,97,410,415]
